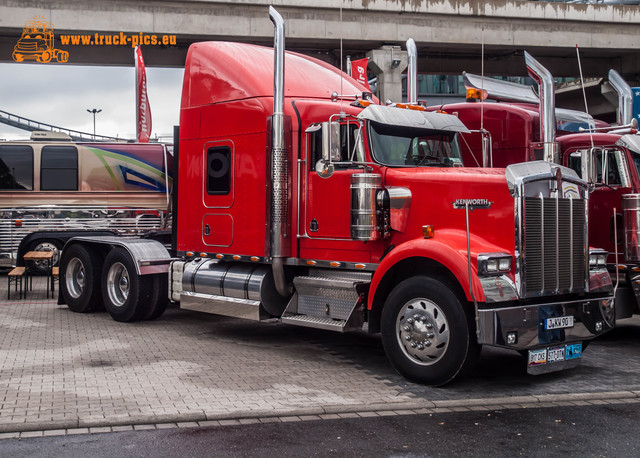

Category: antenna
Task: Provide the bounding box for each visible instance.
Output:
[339,1,344,116]
[576,44,594,149]
[480,27,485,133]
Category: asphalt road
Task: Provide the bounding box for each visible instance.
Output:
[1,403,638,457]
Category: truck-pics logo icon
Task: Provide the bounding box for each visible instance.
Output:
[12,16,69,63]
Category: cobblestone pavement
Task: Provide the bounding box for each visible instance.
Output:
[1,275,639,435]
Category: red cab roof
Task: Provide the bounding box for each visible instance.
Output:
[181,41,374,109]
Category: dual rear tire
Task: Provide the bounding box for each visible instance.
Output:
[60,245,167,321]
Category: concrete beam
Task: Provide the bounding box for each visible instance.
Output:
[0,0,639,82]
[367,46,408,103]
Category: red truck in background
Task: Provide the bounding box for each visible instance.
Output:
[428,53,640,320]
[53,8,614,386]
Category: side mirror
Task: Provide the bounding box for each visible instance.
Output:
[322,122,341,162]
[582,148,597,185]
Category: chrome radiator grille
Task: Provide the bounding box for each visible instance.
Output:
[523,197,586,296]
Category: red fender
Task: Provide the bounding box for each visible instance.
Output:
[368,232,492,310]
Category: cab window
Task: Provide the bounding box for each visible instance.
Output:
[0,145,33,190]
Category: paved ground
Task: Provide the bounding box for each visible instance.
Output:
[1,275,640,437]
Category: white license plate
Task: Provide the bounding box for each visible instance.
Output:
[547,346,565,363]
[528,348,547,366]
[545,315,574,330]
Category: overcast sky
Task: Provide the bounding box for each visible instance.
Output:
[0,62,184,142]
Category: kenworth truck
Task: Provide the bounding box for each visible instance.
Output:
[430,52,640,320]
[55,8,614,386]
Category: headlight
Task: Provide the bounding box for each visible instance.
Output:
[589,249,608,268]
[478,253,512,276]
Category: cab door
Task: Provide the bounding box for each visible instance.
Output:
[299,121,383,262]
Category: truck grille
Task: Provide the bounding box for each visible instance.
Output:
[523,197,585,296]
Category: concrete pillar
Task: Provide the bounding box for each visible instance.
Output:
[367,45,408,104]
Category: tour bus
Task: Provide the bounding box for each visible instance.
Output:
[0,133,172,271]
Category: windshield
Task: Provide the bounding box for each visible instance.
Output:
[368,120,464,167]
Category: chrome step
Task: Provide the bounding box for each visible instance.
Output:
[280,275,370,332]
[280,314,348,332]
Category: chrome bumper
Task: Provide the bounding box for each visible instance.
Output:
[477,295,614,349]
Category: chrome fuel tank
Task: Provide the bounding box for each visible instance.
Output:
[182,259,288,317]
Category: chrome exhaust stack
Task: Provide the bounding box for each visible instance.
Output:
[269,6,291,297]
[608,69,633,126]
[406,38,417,105]
[525,51,558,163]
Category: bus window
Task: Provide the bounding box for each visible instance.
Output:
[0,145,33,190]
[41,146,78,191]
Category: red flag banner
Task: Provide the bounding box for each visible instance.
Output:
[135,45,152,143]
[350,57,371,91]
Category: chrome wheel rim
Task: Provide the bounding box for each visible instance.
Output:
[65,258,85,299]
[396,298,450,366]
[32,242,60,270]
[106,262,129,307]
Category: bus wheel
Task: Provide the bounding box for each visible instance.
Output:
[60,244,103,313]
[26,239,62,275]
[143,274,168,321]
[381,276,477,386]
[101,248,151,322]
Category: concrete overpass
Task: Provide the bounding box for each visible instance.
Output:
[1,0,639,79]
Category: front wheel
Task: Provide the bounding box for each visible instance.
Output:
[381,276,478,386]
[101,248,151,322]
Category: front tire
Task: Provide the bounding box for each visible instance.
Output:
[60,244,103,313]
[101,248,151,322]
[381,276,478,386]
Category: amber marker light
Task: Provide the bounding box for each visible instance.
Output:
[233,255,241,260]
[251,256,259,262]
[186,251,194,257]
[355,264,366,269]
[200,253,207,258]
[422,225,435,239]
[306,260,317,266]
[330,261,341,267]
[216,254,224,259]
[465,88,488,101]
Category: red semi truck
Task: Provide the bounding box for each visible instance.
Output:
[430,53,640,320]
[55,8,614,386]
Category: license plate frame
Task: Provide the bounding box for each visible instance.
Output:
[527,343,582,368]
[544,315,574,330]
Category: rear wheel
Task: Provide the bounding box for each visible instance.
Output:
[143,274,168,320]
[60,244,103,313]
[101,248,151,322]
[381,276,479,386]
[26,239,62,275]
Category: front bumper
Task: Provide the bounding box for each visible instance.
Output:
[477,294,614,350]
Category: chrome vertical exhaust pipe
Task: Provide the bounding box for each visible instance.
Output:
[269,6,291,297]
[406,38,417,104]
[609,69,633,126]
[525,51,558,163]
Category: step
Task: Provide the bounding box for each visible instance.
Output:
[280,314,349,332]
[293,276,362,321]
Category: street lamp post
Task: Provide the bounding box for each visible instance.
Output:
[86,108,102,139]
